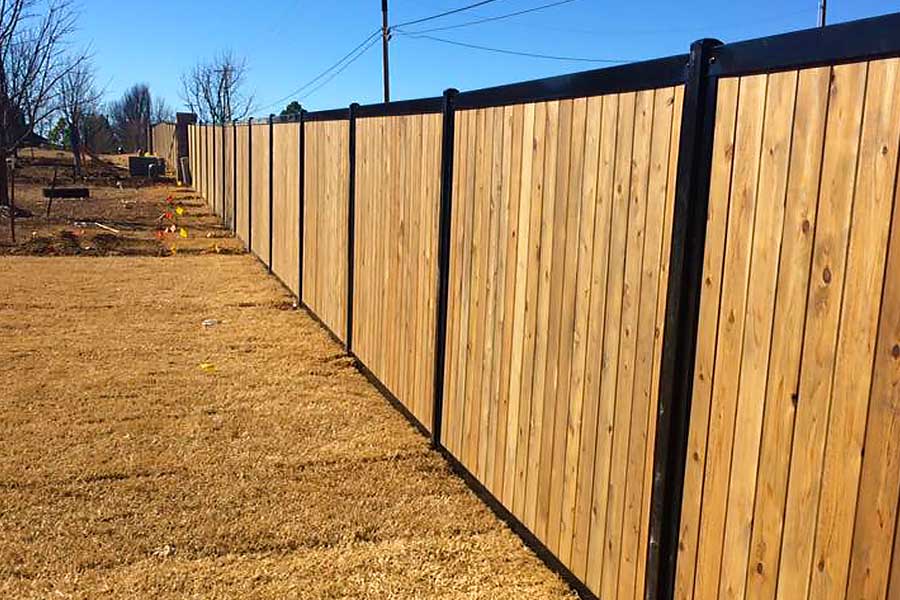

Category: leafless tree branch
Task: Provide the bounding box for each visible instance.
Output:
[180,50,253,123]
[1,0,86,204]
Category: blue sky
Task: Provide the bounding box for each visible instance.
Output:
[77,0,900,115]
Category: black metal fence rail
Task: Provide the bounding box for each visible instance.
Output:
[186,12,900,600]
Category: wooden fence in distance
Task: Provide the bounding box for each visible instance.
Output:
[150,122,177,174]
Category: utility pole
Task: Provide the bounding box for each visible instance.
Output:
[818,0,827,27]
[381,0,391,103]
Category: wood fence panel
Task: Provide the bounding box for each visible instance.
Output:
[188,125,194,189]
[196,125,201,197]
[223,125,234,230]
[206,125,214,212]
[354,114,442,428]
[197,125,204,201]
[443,85,683,598]
[219,124,227,219]
[196,125,201,190]
[250,122,270,263]
[272,122,300,294]
[193,125,197,186]
[677,57,900,600]
[302,119,348,341]
[213,125,222,217]
[207,124,211,204]
[151,122,177,175]
[197,126,205,203]
[234,125,250,245]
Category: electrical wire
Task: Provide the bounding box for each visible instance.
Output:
[509,7,814,36]
[299,35,382,101]
[256,28,381,113]
[393,0,508,28]
[399,0,578,35]
[396,32,629,63]
[260,0,514,112]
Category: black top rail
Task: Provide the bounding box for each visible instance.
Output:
[356,96,444,118]
[454,53,690,110]
[710,11,900,78]
[188,11,900,126]
[304,108,351,122]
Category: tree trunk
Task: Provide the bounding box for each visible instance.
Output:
[0,151,9,207]
[71,124,83,178]
[0,151,14,243]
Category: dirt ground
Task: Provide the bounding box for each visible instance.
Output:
[1,148,243,257]
[0,167,575,598]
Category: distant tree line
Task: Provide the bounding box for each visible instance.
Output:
[47,84,174,158]
[1,0,256,209]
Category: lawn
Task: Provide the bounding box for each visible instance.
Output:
[0,156,574,599]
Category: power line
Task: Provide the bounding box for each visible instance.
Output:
[393,0,508,28]
[510,7,813,36]
[399,0,578,34]
[300,35,382,101]
[257,28,381,113]
[397,32,629,63]
[259,0,510,112]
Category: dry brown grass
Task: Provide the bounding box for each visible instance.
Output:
[0,254,575,599]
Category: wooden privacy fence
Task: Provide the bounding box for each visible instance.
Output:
[150,121,177,174]
[187,14,900,600]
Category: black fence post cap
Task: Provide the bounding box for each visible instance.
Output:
[688,38,724,64]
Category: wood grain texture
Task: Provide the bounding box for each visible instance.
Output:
[743,66,828,600]
[674,75,740,600]
[235,125,251,245]
[443,87,683,598]
[678,58,900,600]
[303,120,348,340]
[250,122,270,263]
[151,122,178,175]
[271,122,301,294]
[223,125,234,230]
[212,125,221,217]
[353,114,442,428]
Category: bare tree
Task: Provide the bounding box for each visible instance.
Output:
[81,112,115,154]
[0,0,85,206]
[180,51,253,124]
[108,84,151,152]
[59,58,102,176]
[152,96,174,124]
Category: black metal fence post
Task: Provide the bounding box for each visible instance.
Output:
[346,103,359,353]
[248,117,253,253]
[232,119,238,234]
[298,108,306,306]
[268,114,275,273]
[645,38,721,600]
[431,88,459,447]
